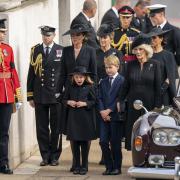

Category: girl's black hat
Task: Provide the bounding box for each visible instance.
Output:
[69,66,91,76]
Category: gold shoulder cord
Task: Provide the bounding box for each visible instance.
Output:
[111,34,129,51]
[0,48,5,71]
[30,46,42,77]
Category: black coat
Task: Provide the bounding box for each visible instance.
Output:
[152,50,177,105]
[162,22,180,66]
[119,60,161,150]
[101,8,120,28]
[131,15,153,33]
[71,12,99,49]
[63,83,97,141]
[96,48,123,81]
[59,44,97,91]
[27,43,63,104]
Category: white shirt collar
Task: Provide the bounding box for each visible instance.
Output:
[43,42,54,49]
[159,20,167,29]
[112,72,118,79]
[82,11,91,21]
[112,7,119,18]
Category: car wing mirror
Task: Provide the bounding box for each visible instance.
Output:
[133,100,148,113]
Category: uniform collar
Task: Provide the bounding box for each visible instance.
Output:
[158,20,167,29]
[43,42,54,49]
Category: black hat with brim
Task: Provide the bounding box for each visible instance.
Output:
[63,24,89,36]
[132,33,151,50]
[40,25,56,36]
[147,27,171,37]
[69,66,92,76]
[97,24,114,37]
[0,19,7,31]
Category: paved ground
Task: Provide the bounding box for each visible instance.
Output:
[0,140,133,180]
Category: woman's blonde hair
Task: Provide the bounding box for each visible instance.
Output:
[132,44,153,59]
[104,54,120,67]
[71,74,94,85]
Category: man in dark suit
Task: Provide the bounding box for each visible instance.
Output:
[147,4,180,66]
[27,26,63,166]
[71,0,99,49]
[98,55,124,175]
[131,0,152,33]
[101,0,131,28]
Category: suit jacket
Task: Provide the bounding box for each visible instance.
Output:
[59,44,97,91]
[101,8,120,28]
[162,22,180,66]
[98,74,124,113]
[27,43,63,104]
[71,12,99,49]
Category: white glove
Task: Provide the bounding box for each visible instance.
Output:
[16,102,22,110]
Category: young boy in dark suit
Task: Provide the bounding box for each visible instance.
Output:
[98,54,124,175]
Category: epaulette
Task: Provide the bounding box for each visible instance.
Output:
[31,43,40,49]
[130,27,140,33]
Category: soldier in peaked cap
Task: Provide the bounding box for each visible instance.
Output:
[112,6,140,63]
[27,25,63,166]
[0,19,22,174]
[147,4,180,66]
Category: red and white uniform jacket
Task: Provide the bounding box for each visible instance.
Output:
[0,43,22,103]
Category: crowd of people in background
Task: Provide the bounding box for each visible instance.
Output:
[1,0,180,176]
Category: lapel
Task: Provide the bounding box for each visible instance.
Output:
[43,43,56,66]
[75,44,85,63]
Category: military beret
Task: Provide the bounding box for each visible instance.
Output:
[97,24,114,37]
[0,19,7,31]
[63,24,89,36]
[39,25,56,36]
[118,6,135,16]
[146,4,167,17]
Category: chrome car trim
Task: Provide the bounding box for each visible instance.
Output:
[128,167,174,179]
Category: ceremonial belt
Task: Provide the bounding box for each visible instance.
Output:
[123,55,137,62]
[0,72,11,78]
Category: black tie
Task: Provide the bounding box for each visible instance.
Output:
[109,77,113,87]
[45,46,49,58]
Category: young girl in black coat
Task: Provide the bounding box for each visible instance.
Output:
[63,66,97,175]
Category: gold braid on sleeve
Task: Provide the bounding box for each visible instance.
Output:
[0,48,5,71]
[30,47,43,77]
[111,34,128,51]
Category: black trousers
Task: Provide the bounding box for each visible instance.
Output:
[0,103,13,166]
[35,103,62,161]
[72,141,89,169]
[100,119,123,171]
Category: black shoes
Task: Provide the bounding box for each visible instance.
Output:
[73,167,88,175]
[79,167,87,175]
[110,169,121,175]
[40,159,49,166]
[102,169,121,175]
[50,159,59,166]
[73,168,80,175]
[0,165,13,174]
[102,169,112,175]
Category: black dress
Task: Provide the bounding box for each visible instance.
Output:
[152,50,177,105]
[63,83,97,141]
[120,59,161,150]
